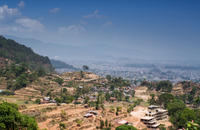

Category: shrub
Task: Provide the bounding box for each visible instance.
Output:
[59,123,66,130]
[75,119,83,126]
[60,110,68,121]
[35,99,41,104]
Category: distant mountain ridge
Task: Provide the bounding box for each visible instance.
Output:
[0,35,53,72]
[51,59,79,70]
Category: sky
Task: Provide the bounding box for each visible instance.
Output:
[0,0,200,64]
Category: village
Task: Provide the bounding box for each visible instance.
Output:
[21,86,171,130]
[0,71,172,130]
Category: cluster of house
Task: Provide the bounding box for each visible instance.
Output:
[40,97,56,104]
[141,105,168,129]
[95,85,134,93]
[84,110,98,118]
[122,86,135,97]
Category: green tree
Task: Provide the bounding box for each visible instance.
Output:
[194,96,200,108]
[167,99,186,116]
[59,123,66,130]
[106,75,112,82]
[149,94,156,105]
[110,85,115,91]
[131,90,135,97]
[96,95,100,110]
[54,77,64,85]
[170,108,196,128]
[188,87,197,104]
[125,96,130,102]
[35,99,41,104]
[186,121,200,130]
[116,125,137,130]
[105,92,111,101]
[105,119,108,127]
[62,88,67,93]
[157,93,174,108]
[82,65,89,71]
[100,120,104,129]
[80,71,84,78]
[166,99,199,128]
[156,81,172,92]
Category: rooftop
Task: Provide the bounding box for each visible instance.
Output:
[148,105,160,109]
[151,123,160,128]
[118,120,128,124]
[141,116,155,120]
[84,113,93,117]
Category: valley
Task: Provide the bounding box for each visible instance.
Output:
[0,34,200,130]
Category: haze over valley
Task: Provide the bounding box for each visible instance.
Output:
[4,35,200,83]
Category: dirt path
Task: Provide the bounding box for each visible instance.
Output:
[123,86,149,129]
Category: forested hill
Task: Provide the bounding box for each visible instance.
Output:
[0,35,53,72]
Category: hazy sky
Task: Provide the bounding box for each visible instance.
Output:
[0,0,200,64]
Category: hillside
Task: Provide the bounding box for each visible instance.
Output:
[0,71,140,130]
[1,69,200,129]
[0,36,53,72]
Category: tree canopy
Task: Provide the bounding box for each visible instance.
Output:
[116,125,137,130]
[0,102,38,130]
[82,65,89,71]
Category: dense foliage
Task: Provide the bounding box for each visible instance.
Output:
[0,36,53,72]
[167,99,200,129]
[1,63,43,91]
[0,102,38,130]
[141,80,172,92]
[155,93,200,129]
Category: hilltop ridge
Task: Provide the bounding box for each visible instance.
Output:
[0,36,53,72]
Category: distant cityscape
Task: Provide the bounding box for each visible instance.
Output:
[56,62,200,83]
